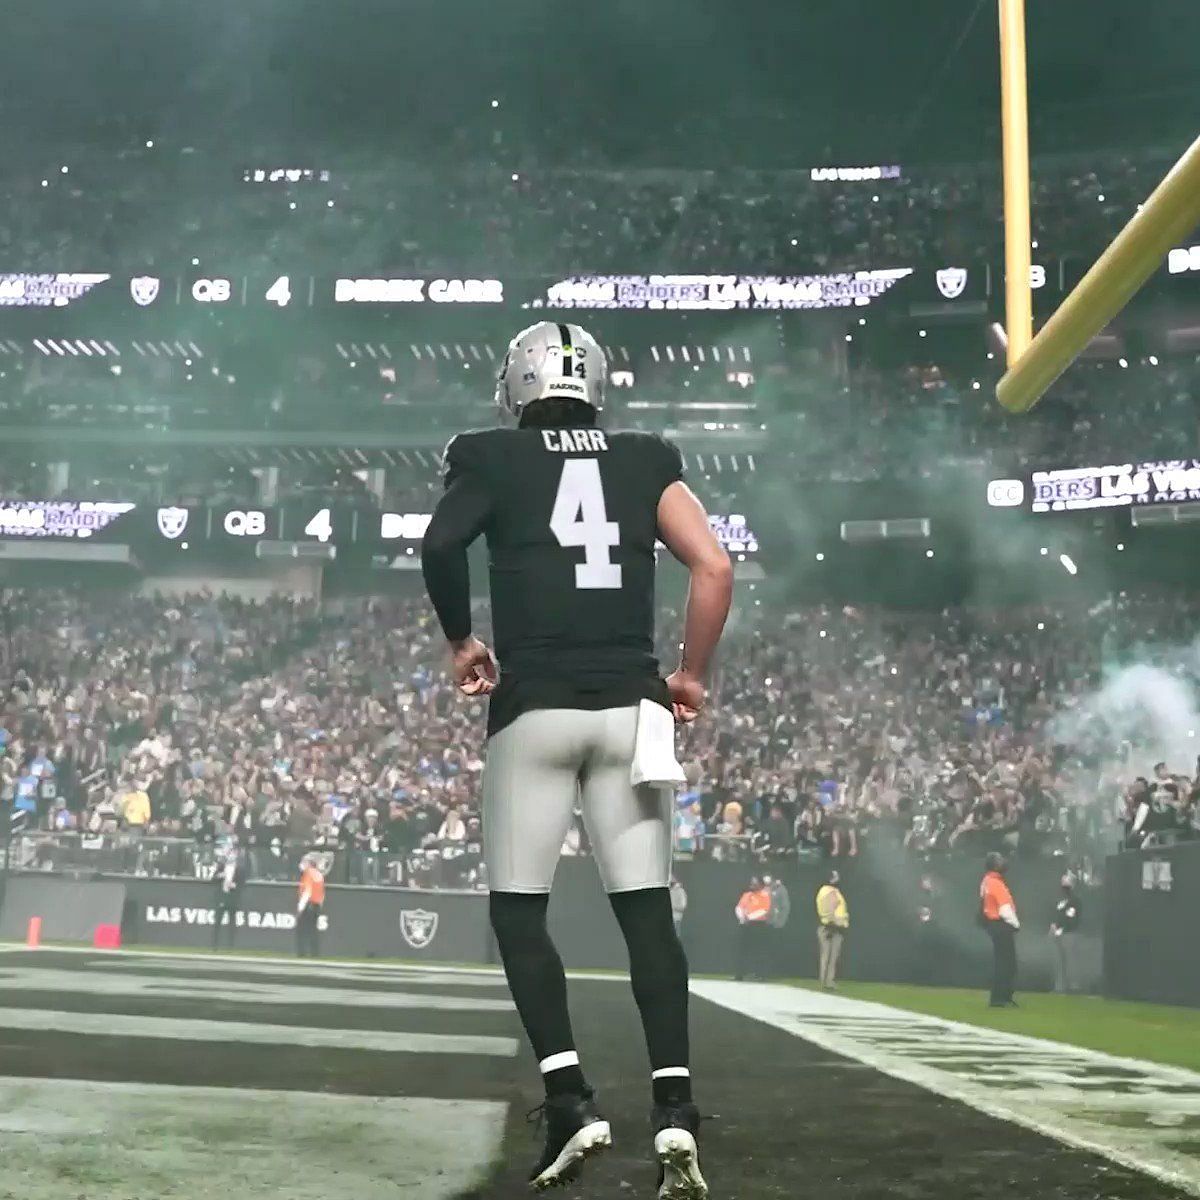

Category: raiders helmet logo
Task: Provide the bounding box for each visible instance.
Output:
[156,506,189,539]
[935,268,968,300]
[130,276,161,306]
[400,908,439,949]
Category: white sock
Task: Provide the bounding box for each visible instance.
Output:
[539,1050,581,1075]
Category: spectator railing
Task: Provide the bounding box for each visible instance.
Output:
[4,831,488,892]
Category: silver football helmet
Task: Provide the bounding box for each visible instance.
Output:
[494,320,606,416]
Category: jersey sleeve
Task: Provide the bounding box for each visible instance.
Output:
[641,433,684,493]
[441,432,474,489]
[424,432,493,642]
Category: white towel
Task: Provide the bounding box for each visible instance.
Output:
[630,698,687,788]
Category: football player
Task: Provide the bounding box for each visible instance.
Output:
[422,321,732,1197]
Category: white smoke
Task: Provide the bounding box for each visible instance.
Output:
[1050,659,1200,781]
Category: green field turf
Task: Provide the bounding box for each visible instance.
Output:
[789,981,1200,1074]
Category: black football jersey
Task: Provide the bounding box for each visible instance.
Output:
[443,425,682,733]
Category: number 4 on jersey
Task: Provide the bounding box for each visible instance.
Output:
[549,459,621,589]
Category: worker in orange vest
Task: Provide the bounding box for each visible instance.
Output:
[980,851,1020,1007]
[297,852,327,958]
[734,876,772,981]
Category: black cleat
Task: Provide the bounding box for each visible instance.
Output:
[527,1088,612,1191]
[651,1102,708,1200]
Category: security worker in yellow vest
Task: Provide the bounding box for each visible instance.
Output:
[816,871,849,988]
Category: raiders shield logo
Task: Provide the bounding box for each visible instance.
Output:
[130,276,161,306]
[935,268,968,300]
[156,506,189,539]
[400,908,439,950]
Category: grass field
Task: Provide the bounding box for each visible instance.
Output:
[790,981,1200,1074]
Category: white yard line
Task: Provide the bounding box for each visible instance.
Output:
[66,955,510,988]
[0,1007,518,1057]
[0,965,515,1011]
[0,940,629,983]
[692,980,1200,1197]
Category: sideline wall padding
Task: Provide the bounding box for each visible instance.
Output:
[1104,841,1200,1006]
[0,876,127,944]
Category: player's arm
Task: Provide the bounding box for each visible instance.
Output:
[421,441,498,695]
[656,480,734,721]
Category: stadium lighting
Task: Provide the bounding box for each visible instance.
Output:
[1060,554,1078,575]
[40,180,48,187]
[845,334,853,342]
[790,238,798,246]
[872,194,879,203]
[289,201,297,210]
[1118,357,1128,368]
[1040,546,1048,555]
[491,99,500,108]
[145,139,154,148]
[1117,543,1125,551]
[1037,622,1045,630]
[60,165,68,174]
[815,552,825,561]
[185,359,192,367]
[327,199,335,208]
[764,678,773,687]
[972,381,981,390]
[918,330,927,338]
[1098,193,1106,202]
[858,317,867,325]
[1148,355,1159,366]
[819,630,827,638]
[925,549,934,558]
[511,173,520,182]
[191,257,199,266]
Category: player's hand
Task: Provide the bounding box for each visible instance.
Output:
[450,636,499,696]
[665,669,706,724]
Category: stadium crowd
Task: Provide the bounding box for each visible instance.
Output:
[789,358,1200,484]
[5,585,1199,890]
[0,138,1178,276]
[2,356,1198,498]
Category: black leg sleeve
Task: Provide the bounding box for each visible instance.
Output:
[489,891,578,1063]
[608,887,690,1071]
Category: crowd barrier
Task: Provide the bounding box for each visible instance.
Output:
[4,830,763,883]
[0,843,1099,993]
[1104,839,1200,1006]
